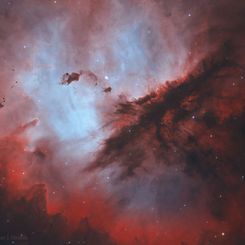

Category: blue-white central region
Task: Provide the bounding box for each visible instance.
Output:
[20,24,101,146]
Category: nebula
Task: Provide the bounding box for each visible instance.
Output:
[0,0,244,244]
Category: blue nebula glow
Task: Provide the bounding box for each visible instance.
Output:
[18,9,185,158]
[20,23,101,148]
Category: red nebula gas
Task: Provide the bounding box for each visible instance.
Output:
[0,0,244,245]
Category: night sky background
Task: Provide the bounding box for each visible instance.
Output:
[0,0,244,244]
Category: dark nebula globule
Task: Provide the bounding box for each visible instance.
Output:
[0,0,244,245]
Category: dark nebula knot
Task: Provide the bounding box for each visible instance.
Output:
[0,0,244,244]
